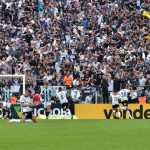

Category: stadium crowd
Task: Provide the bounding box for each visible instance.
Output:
[0,0,150,103]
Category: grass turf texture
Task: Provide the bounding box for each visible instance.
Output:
[0,120,149,150]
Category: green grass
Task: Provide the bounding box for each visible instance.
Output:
[0,120,149,150]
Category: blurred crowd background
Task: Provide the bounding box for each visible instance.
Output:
[0,0,149,103]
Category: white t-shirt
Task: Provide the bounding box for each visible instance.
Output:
[65,35,71,44]
[147,54,150,61]
[131,91,138,99]
[60,50,68,59]
[73,79,80,86]
[111,93,120,106]
[5,2,12,9]
[139,77,146,87]
[43,75,53,82]
[45,18,51,27]
[20,95,32,112]
[118,89,130,102]
[136,0,141,6]
[108,80,114,92]
[71,89,80,102]
[57,91,68,104]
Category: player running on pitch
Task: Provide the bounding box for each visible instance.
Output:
[57,87,72,117]
[118,85,132,119]
[110,91,121,119]
[2,85,12,119]
[41,83,52,119]
[20,90,37,123]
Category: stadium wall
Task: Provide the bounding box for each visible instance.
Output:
[8,104,71,119]
[1,104,150,119]
[75,104,150,119]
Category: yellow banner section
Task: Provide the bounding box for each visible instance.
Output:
[75,104,150,119]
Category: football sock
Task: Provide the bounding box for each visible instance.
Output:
[67,109,72,116]
[118,111,121,118]
[46,112,50,118]
[7,110,10,118]
[127,109,132,119]
[2,109,6,118]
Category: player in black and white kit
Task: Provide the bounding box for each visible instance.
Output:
[20,90,37,123]
[110,91,121,119]
[57,87,72,116]
[118,85,132,119]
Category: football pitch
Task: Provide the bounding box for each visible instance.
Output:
[0,120,149,150]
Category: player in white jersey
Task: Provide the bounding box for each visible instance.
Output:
[110,91,121,118]
[20,90,37,123]
[118,85,132,119]
[57,87,71,116]
[2,85,12,119]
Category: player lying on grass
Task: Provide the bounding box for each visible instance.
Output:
[110,91,121,119]
[118,85,132,119]
[20,90,37,123]
[57,87,72,117]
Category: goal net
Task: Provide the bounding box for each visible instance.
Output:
[0,75,25,101]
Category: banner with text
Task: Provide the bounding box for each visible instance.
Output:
[75,104,150,119]
[11,104,71,119]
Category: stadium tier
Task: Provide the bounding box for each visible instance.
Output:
[0,0,149,120]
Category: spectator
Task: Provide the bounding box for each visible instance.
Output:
[138,93,147,104]
[0,0,149,103]
[101,76,109,104]
[64,73,73,89]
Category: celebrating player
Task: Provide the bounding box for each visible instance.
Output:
[118,85,132,119]
[110,91,121,119]
[20,90,37,123]
[57,87,72,116]
[2,85,12,119]
[41,83,52,119]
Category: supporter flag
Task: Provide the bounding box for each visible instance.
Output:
[142,11,150,20]
[38,0,45,15]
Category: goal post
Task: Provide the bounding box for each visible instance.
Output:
[0,75,26,94]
